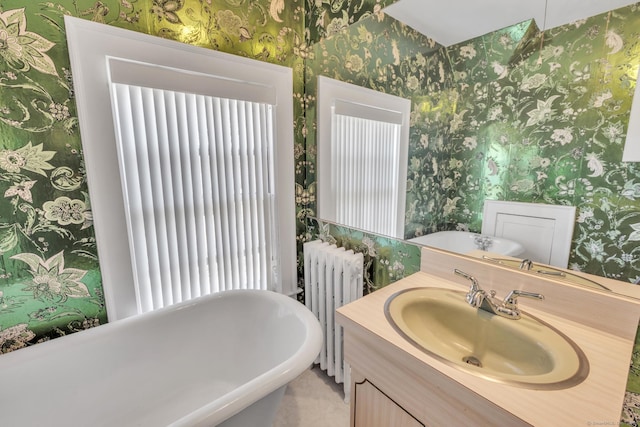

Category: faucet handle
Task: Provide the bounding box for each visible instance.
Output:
[503,289,544,309]
[454,269,485,307]
[454,269,479,292]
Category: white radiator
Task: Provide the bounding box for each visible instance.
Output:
[303,240,364,403]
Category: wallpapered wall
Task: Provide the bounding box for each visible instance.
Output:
[304,7,445,292]
[0,0,308,353]
[306,4,640,285]
[304,2,640,423]
[443,7,640,283]
[1,0,640,422]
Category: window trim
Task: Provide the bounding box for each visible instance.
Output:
[317,76,410,239]
[65,16,296,320]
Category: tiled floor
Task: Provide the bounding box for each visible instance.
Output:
[274,366,350,426]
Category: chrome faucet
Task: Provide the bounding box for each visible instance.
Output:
[519,259,533,270]
[453,269,544,320]
[473,235,493,251]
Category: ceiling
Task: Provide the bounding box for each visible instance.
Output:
[383,0,638,46]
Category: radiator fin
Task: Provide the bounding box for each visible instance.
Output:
[303,240,364,403]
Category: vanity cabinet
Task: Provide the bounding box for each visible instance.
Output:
[353,377,423,427]
[337,253,640,427]
[341,329,527,427]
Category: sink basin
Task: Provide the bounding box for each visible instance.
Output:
[384,287,589,390]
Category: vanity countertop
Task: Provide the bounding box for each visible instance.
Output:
[336,270,639,426]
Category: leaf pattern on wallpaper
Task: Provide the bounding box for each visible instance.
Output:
[628,224,640,242]
[605,30,624,54]
[151,0,184,24]
[0,223,19,253]
[269,0,284,23]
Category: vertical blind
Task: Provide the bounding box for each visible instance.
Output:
[111,83,277,313]
[331,112,402,237]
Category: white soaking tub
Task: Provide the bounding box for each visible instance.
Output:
[0,289,322,427]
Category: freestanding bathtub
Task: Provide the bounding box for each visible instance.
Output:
[0,289,322,426]
[408,230,525,257]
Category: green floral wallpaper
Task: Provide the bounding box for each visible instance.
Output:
[0,0,308,353]
[304,9,446,237]
[306,5,640,285]
[307,218,420,294]
[305,0,396,45]
[443,7,640,284]
[2,0,640,421]
[304,2,640,422]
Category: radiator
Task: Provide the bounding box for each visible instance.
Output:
[303,240,364,403]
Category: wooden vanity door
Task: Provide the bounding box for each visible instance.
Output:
[353,380,424,427]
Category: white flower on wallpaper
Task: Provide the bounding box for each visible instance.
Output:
[459,45,476,59]
[4,180,36,203]
[526,96,559,127]
[443,197,460,215]
[361,236,377,257]
[326,11,350,37]
[462,136,477,150]
[391,40,400,65]
[593,90,613,108]
[577,207,594,223]
[11,251,90,302]
[449,110,467,132]
[602,121,624,143]
[584,238,606,262]
[520,73,546,91]
[0,142,55,176]
[43,196,87,226]
[0,8,57,76]
[551,128,574,146]
[510,179,535,193]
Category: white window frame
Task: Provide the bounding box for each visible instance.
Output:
[65,16,296,320]
[317,76,410,239]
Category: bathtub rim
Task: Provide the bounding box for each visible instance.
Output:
[0,289,323,427]
[169,289,323,426]
[408,230,525,257]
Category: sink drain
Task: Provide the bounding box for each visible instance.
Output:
[462,355,482,368]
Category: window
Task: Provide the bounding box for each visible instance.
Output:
[65,17,295,320]
[317,76,410,239]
